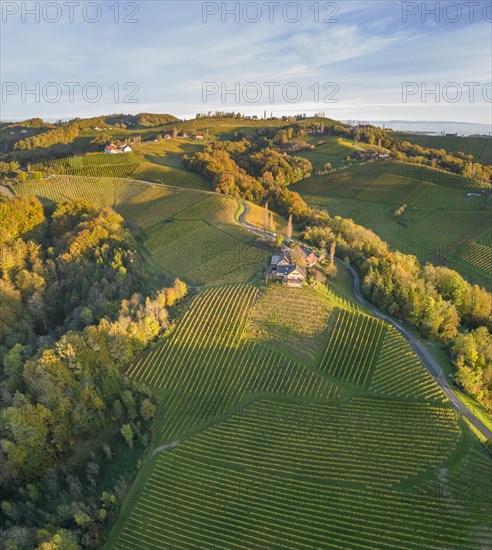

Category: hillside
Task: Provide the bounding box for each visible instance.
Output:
[296,160,491,288]
[107,282,491,550]
[8,161,492,549]
[392,133,492,165]
[14,176,270,287]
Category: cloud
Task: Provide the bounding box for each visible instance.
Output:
[1,1,490,123]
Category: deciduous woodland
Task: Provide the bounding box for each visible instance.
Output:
[0,196,187,548]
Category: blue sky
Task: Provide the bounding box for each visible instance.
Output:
[1,0,491,124]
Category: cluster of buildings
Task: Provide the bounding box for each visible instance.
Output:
[265,245,319,287]
[357,150,391,161]
[162,132,205,140]
[104,143,133,154]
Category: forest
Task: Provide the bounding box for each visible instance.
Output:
[0,197,187,549]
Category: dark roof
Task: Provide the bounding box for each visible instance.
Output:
[276,264,306,277]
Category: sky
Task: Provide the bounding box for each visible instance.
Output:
[1,0,491,125]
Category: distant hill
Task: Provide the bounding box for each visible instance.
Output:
[392,132,492,164]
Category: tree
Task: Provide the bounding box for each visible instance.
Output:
[140,399,156,421]
[173,279,188,300]
[263,202,269,231]
[79,306,94,326]
[286,214,293,240]
[120,424,134,448]
[329,242,336,265]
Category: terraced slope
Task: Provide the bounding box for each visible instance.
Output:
[319,309,386,387]
[127,285,340,441]
[107,281,492,549]
[111,398,483,550]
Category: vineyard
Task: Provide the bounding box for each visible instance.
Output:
[298,167,482,210]
[245,285,335,364]
[17,146,491,548]
[118,186,207,229]
[404,210,491,249]
[143,195,269,285]
[392,133,492,165]
[453,240,492,277]
[106,279,492,549]
[110,398,485,550]
[14,174,211,229]
[477,229,492,248]
[319,309,387,387]
[126,284,341,441]
[369,327,447,402]
[30,147,209,188]
[32,152,142,178]
[297,160,491,288]
[15,175,154,208]
[14,175,266,285]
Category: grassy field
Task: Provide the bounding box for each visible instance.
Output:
[131,139,208,188]
[143,195,269,286]
[13,174,269,286]
[14,175,156,209]
[107,282,492,550]
[31,147,209,189]
[296,160,491,288]
[297,136,363,170]
[392,133,492,164]
[242,200,291,235]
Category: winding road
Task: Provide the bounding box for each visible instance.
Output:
[339,259,492,440]
[238,201,492,441]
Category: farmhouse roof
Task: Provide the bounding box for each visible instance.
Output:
[275,264,306,277]
[271,254,282,265]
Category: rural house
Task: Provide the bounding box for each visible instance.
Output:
[265,246,318,287]
[104,144,119,154]
[271,264,306,287]
[104,143,133,154]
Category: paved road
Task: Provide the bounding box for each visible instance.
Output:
[238,200,492,440]
[337,259,492,440]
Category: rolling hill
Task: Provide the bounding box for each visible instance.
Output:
[296,160,491,288]
[11,158,492,549]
